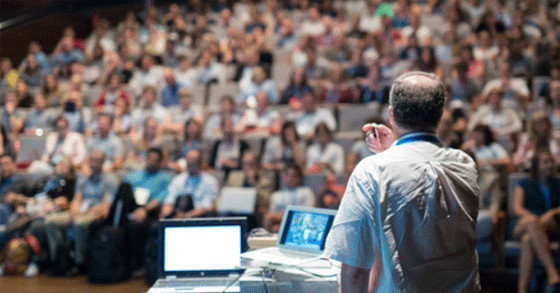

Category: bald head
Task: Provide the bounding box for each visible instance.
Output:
[389,71,446,132]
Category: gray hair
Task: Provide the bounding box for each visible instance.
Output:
[389,71,446,132]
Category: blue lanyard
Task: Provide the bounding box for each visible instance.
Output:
[396,133,441,146]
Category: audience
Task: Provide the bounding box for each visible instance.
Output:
[1,0,560,283]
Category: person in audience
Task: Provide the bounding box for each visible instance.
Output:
[225,151,275,226]
[449,61,480,104]
[130,86,168,133]
[44,151,118,275]
[306,122,345,175]
[209,115,250,179]
[286,91,337,139]
[512,150,560,292]
[196,50,225,85]
[161,88,203,134]
[18,53,44,89]
[546,80,560,131]
[0,125,15,159]
[93,73,131,112]
[128,54,163,98]
[160,67,186,107]
[175,55,197,87]
[1,58,19,91]
[42,74,65,107]
[127,117,165,171]
[51,36,84,69]
[160,149,218,219]
[15,79,34,109]
[168,119,203,173]
[60,89,88,133]
[468,88,522,152]
[125,147,171,272]
[320,64,355,104]
[264,164,315,233]
[236,91,279,134]
[25,94,55,133]
[302,46,329,87]
[112,96,133,135]
[481,60,530,109]
[203,95,241,137]
[16,156,77,277]
[262,121,306,172]
[513,112,560,171]
[0,154,39,225]
[87,113,124,172]
[237,66,279,104]
[38,117,87,170]
[281,67,314,104]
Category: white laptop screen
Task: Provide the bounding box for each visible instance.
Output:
[279,209,334,251]
[163,225,242,272]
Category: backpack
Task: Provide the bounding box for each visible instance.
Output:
[86,182,136,283]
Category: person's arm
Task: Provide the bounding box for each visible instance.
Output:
[91,192,112,219]
[340,263,370,293]
[160,203,174,218]
[70,192,83,218]
[292,141,306,169]
[512,185,535,218]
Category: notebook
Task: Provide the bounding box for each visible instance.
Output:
[217,187,257,215]
[148,217,248,293]
[241,206,337,266]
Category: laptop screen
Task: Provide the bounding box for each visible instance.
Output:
[279,208,335,251]
[159,218,247,277]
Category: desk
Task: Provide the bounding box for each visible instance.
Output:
[239,259,339,293]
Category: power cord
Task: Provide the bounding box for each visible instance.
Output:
[220,271,244,293]
[261,267,270,293]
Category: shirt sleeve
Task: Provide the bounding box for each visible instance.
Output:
[323,172,378,269]
[165,176,181,205]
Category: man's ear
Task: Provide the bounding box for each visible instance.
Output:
[388,105,394,127]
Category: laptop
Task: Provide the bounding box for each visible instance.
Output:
[241,206,336,266]
[217,187,257,215]
[17,136,46,162]
[148,217,248,293]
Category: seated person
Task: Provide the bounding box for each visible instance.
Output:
[513,112,560,171]
[209,115,250,179]
[161,88,203,134]
[86,113,124,172]
[236,91,280,134]
[125,147,171,272]
[262,121,306,172]
[225,151,275,226]
[168,119,203,173]
[35,117,87,172]
[263,164,315,233]
[160,149,218,219]
[44,151,118,274]
[0,154,40,225]
[512,151,560,292]
[237,66,279,104]
[203,95,241,137]
[285,91,337,139]
[306,123,345,175]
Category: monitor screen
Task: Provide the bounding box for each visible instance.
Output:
[163,225,242,272]
[280,210,334,251]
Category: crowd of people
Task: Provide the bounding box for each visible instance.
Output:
[1,0,560,290]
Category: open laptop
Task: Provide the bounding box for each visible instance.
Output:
[17,136,46,162]
[217,187,257,215]
[148,217,248,293]
[241,206,336,266]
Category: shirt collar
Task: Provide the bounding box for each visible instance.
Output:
[392,132,441,147]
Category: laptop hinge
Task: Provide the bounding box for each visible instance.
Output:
[166,275,177,280]
[229,273,240,278]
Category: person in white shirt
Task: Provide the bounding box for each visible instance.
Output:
[160,149,218,219]
[306,123,345,175]
[324,72,479,292]
[300,7,325,36]
[481,61,530,109]
[264,164,315,232]
[128,54,163,98]
[40,117,87,168]
[286,91,337,139]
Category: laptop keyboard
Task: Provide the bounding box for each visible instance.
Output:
[157,278,233,288]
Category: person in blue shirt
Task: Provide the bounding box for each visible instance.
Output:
[125,147,171,272]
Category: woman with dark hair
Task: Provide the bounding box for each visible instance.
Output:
[513,150,560,292]
[42,74,65,107]
[306,122,345,175]
[93,73,131,112]
[262,121,306,171]
[319,64,355,104]
[514,112,560,170]
[415,46,442,77]
[280,67,313,104]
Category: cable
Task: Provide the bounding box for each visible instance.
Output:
[261,267,270,293]
[220,271,245,293]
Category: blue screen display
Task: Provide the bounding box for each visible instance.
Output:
[283,211,331,251]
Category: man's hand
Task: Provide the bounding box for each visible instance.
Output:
[362,123,395,153]
[132,207,148,223]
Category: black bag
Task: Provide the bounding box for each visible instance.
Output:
[86,182,136,283]
[144,234,159,285]
[50,240,73,276]
[87,226,130,283]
